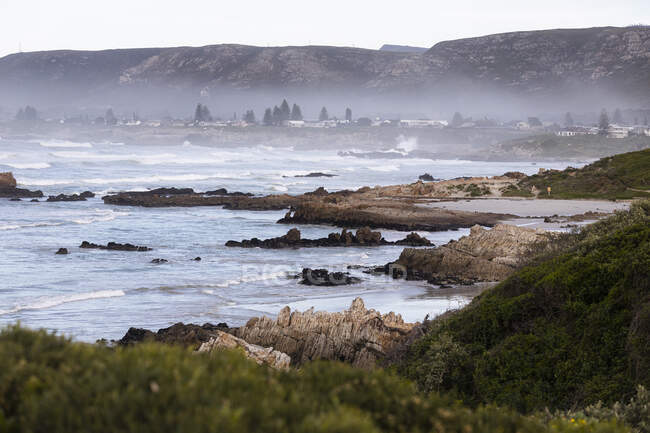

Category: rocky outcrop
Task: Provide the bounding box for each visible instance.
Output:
[225,227,432,248]
[278,199,506,231]
[0,172,17,188]
[299,268,361,286]
[198,331,291,369]
[0,172,43,198]
[46,191,95,202]
[392,224,553,283]
[233,298,416,368]
[103,190,297,210]
[118,322,229,349]
[80,241,152,251]
[293,172,337,178]
[55,248,69,255]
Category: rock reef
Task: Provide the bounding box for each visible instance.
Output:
[80,241,152,252]
[225,227,432,248]
[299,268,361,286]
[118,322,229,349]
[233,297,416,368]
[0,172,43,198]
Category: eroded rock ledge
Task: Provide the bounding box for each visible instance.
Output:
[225,227,432,248]
[233,298,416,368]
[389,223,554,283]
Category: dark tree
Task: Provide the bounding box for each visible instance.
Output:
[194,104,212,123]
[105,108,117,126]
[645,116,649,126]
[613,108,623,125]
[263,108,273,126]
[528,117,543,127]
[272,106,282,125]
[279,99,291,122]
[319,106,329,121]
[451,112,463,128]
[243,110,256,124]
[290,104,303,121]
[345,107,352,122]
[598,109,610,135]
[564,112,574,127]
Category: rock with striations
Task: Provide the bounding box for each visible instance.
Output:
[233,297,416,368]
[198,331,291,369]
[393,223,554,282]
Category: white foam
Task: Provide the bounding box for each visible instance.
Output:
[269,184,289,192]
[0,290,125,316]
[0,222,64,231]
[38,140,93,148]
[215,271,288,288]
[1,162,51,169]
[369,165,399,172]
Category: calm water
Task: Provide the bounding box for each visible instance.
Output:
[0,137,580,341]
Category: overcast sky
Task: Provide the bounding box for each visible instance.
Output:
[0,0,648,57]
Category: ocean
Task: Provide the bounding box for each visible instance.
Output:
[0,137,580,341]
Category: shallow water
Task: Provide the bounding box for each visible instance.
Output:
[0,137,583,341]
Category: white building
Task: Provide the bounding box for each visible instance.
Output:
[608,125,632,139]
[399,119,448,128]
[287,120,305,127]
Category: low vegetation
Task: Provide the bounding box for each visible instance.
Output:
[0,325,634,433]
[396,201,650,415]
[516,149,650,199]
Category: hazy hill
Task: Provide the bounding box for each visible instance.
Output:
[0,26,648,116]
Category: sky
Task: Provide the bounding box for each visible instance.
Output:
[0,0,648,57]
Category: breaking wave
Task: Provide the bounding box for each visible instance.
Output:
[0,290,125,316]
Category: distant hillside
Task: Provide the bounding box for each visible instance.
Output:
[0,26,648,115]
[379,44,428,53]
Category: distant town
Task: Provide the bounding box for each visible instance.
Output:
[7,99,650,139]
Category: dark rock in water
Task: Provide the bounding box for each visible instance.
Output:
[30,199,39,202]
[80,241,152,251]
[193,257,202,261]
[0,185,44,198]
[305,186,329,196]
[394,232,432,246]
[226,227,432,249]
[9,198,21,201]
[294,172,337,178]
[300,268,361,286]
[55,248,69,255]
[418,173,439,182]
[204,187,253,196]
[117,322,230,349]
[151,258,168,264]
[47,192,94,202]
[149,187,196,195]
[373,262,478,287]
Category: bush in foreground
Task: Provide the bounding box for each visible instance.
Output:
[0,326,628,433]
[397,202,650,414]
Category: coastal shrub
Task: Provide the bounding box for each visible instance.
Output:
[397,204,650,414]
[0,326,629,433]
[515,149,650,199]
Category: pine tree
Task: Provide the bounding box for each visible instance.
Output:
[564,112,574,127]
[598,109,610,135]
[105,108,117,126]
[194,104,203,123]
[272,106,282,125]
[279,99,291,123]
[345,107,352,122]
[613,108,623,125]
[263,108,273,126]
[243,110,256,124]
[291,104,303,121]
[319,106,329,121]
[451,112,463,128]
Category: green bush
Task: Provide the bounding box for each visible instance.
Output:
[0,326,629,433]
[397,204,650,413]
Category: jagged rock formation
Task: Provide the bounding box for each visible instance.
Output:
[225,227,432,248]
[233,298,416,368]
[47,191,95,202]
[0,172,43,198]
[198,331,291,369]
[80,241,152,252]
[118,322,229,349]
[394,224,554,282]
